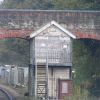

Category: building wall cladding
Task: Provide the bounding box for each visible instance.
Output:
[35,24,72,66]
[48,67,71,98]
[0,10,99,35]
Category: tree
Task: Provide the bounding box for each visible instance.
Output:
[73,40,100,97]
[4,38,29,66]
[2,0,54,9]
[53,0,100,10]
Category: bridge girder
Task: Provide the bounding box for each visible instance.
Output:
[0,9,99,40]
[0,28,33,39]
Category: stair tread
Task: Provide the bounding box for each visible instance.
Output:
[37,93,46,94]
[37,66,45,67]
[37,73,46,74]
[37,84,46,86]
[37,79,45,80]
[37,81,47,82]
[37,74,45,75]
[37,67,45,69]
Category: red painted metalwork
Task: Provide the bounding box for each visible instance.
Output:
[75,31,100,40]
[0,28,33,39]
[0,9,99,40]
[0,28,100,40]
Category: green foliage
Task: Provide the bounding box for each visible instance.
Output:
[73,40,92,83]
[53,0,100,10]
[2,0,100,10]
[5,38,29,65]
[0,39,29,66]
[2,0,54,9]
[53,0,80,10]
[73,40,100,97]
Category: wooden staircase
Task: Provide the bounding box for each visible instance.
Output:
[36,64,48,100]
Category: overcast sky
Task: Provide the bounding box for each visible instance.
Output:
[0,0,3,3]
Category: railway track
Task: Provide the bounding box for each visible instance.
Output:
[0,87,13,100]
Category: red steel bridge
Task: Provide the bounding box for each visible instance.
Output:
[0,9,100,40]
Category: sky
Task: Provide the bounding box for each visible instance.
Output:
[0,0,3,3]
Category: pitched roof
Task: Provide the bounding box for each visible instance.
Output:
[30,21,76,39]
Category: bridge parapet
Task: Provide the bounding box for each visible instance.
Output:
[0,10,100,32]
[0,9,100,40]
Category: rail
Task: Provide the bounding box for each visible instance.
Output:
[0,87,13,100]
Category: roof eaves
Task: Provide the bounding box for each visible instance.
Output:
[52,21,76,39]
[30,22,52,38]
